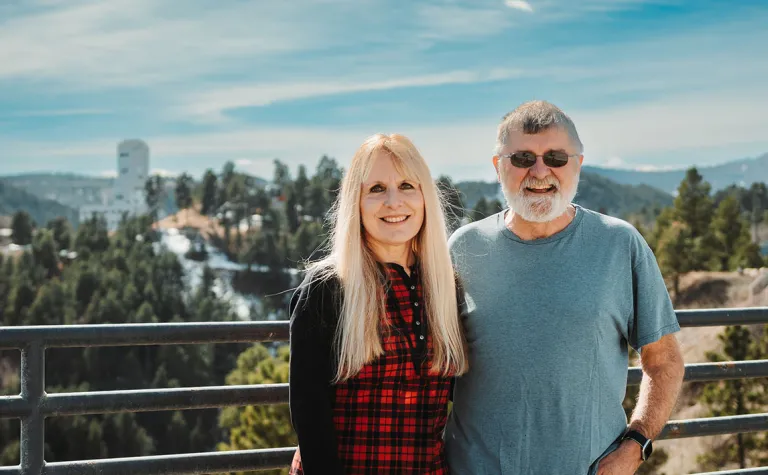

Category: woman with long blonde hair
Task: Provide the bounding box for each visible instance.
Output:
[288,133,468,474]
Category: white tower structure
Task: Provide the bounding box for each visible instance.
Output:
[79,139,151,230]
[114,139,150,210]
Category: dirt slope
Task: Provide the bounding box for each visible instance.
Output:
[654,270,760,474]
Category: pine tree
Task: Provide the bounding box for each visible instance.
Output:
[32,229,60,278]
[218,344,294,475]
[284,183,300,234]
[749,183,767,242]
[315,155,343,202]
[273,159,292,197]
[294,164,310,210]
[46,216,72,251]
[144,175,165,219]
[471,197,490,221]
[291,221,326,265]
[710,196,746,271]
[672,168,716,269]
[74,216,110,255]
[655,221,694,302]
[674,168,713,239]
[647,207,676,254]
[710,195,763,270]
[11,210,34,245]
[175,173,194,219]
[201,169,219,216]
[305,180,328,221]
[470,197,502,222]
[698,326,767,470]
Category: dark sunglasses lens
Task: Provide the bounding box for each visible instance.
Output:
[510,151,537,168]
[543,150,570,167]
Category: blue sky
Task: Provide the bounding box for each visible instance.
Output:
[1,0,767,181]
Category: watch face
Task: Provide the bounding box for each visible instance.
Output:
[642,440,653,459]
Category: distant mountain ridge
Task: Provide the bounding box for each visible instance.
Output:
[0,173,113,210]
[584,152,768,194]
[456,170,673,218]
[0,180,79,226]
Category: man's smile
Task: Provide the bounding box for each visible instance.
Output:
[525,184,557,194]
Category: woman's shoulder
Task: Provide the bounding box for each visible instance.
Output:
[289,266,342,326]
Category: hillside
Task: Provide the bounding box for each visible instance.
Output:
[0,173,113,209]
[654,270,759,474]
[455,171,673,218]
[0,172,269,212]
[0,180,79,226]
[585,152,768,194]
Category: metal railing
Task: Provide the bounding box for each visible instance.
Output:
[0,309,767,474]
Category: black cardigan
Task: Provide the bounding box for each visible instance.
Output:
[288,272,345,473]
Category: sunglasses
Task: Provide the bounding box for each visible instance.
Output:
[500,150,581,168]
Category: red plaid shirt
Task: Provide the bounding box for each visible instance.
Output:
[289,263,455,474]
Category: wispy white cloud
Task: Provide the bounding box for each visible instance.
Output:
[7,108,110,118]
[633,164,682,172]
[573,87,768,166]
[601,157,625,168]
[0,0,672,92]
[0,0,352,89]
[416,3,513,40]
[179,68,525,122]
[505,1,534,13]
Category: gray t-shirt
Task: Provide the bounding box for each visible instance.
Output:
[445,205,680,475]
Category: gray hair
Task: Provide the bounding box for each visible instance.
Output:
[495,100,583,155]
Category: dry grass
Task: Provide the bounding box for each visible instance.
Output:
[153,206,225,240]
[654,270,760,474]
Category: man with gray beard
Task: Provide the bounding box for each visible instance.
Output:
[445,101,685,475]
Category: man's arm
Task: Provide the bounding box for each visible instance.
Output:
[628,332,685,439]
[598,333,685,474]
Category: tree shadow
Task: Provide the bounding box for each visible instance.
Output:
[676,278,730,308]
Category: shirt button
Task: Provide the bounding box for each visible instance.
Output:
[410,285,415,290]
[416,321,421,325]
[414,302,419,307]
[419,335,425,340]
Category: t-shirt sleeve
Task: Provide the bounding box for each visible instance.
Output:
[629,234,681,350]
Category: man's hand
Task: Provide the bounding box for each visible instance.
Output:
[597,440,643,475]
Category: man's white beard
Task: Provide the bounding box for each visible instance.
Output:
[501,173,579,223]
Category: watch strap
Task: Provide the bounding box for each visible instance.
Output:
[622,429,652,461]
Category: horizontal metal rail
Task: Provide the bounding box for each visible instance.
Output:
[0,321,288,350]
[2,359,766,420]
[0,306,765,349]
[693,469,768,475]
[0,448,297,475]
[627,360,768,385]
[2,308,768,474]
[0,384,288,418]
[676,307,768,327]
[659,413,768,440]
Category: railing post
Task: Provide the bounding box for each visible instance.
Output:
[20,341,45,475]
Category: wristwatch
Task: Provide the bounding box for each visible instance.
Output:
[622,429,653,461]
